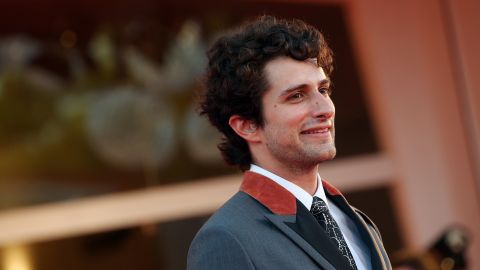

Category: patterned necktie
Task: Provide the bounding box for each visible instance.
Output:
[310,196,358,270]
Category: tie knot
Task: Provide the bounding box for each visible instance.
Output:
[311,196,329,215]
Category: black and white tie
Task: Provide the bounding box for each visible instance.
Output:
[310,196,358,270]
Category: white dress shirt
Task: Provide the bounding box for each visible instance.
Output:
[250,164,371,270]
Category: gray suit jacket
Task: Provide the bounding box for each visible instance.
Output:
[187,171,391,269]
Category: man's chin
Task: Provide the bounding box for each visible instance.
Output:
[316,146,336,162]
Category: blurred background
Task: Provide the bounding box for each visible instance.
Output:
[0,0,478,269]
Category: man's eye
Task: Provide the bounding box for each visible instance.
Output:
[319,87,332,96]
[288,92,304,100]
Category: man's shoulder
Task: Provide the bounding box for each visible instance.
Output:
[200,191,266,229]
[189,190,269,253]
[187,191,259,270]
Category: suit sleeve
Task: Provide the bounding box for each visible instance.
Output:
[187,226,255,270]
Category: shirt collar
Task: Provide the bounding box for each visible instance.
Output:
[249,164,329,211]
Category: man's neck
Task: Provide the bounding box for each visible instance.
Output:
[253,162,319,195]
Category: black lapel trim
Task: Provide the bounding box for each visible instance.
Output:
[328,194,384,270]
[264,214,336,270]
[285,200,353,270]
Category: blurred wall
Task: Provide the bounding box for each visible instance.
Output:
[346,0,480,267]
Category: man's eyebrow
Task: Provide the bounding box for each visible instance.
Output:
[279,79,331,96]
[319,78,331,86]
[279,84,308,97]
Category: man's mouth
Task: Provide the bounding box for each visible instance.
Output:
[300,126,331,135]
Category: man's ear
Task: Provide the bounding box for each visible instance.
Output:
[228,115,261,143]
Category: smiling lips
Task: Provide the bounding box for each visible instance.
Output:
[300,126,331,135]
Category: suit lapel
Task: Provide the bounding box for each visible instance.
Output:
[323,180,390,270]
[285,200,354,269]
[240,171,390,270]
[265,213,336,270]
[240,172,353,269]
[352,208,391,270]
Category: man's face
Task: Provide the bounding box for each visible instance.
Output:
[257,56,336,169]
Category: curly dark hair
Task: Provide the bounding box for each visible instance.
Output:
[200,15,334,171]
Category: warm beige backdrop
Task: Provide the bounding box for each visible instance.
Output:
[0,0,478,269]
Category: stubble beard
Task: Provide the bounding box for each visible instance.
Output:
[265,129,337,173]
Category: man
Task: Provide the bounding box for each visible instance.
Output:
[188,15,391,270]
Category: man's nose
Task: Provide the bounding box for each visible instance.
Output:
[311,94,335,120]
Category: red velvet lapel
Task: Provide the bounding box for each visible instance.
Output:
[240,172,345,215]
[240,171,297,215]
[321,179,343,197]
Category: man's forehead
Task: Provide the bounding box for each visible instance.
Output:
[264,57,326,82]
